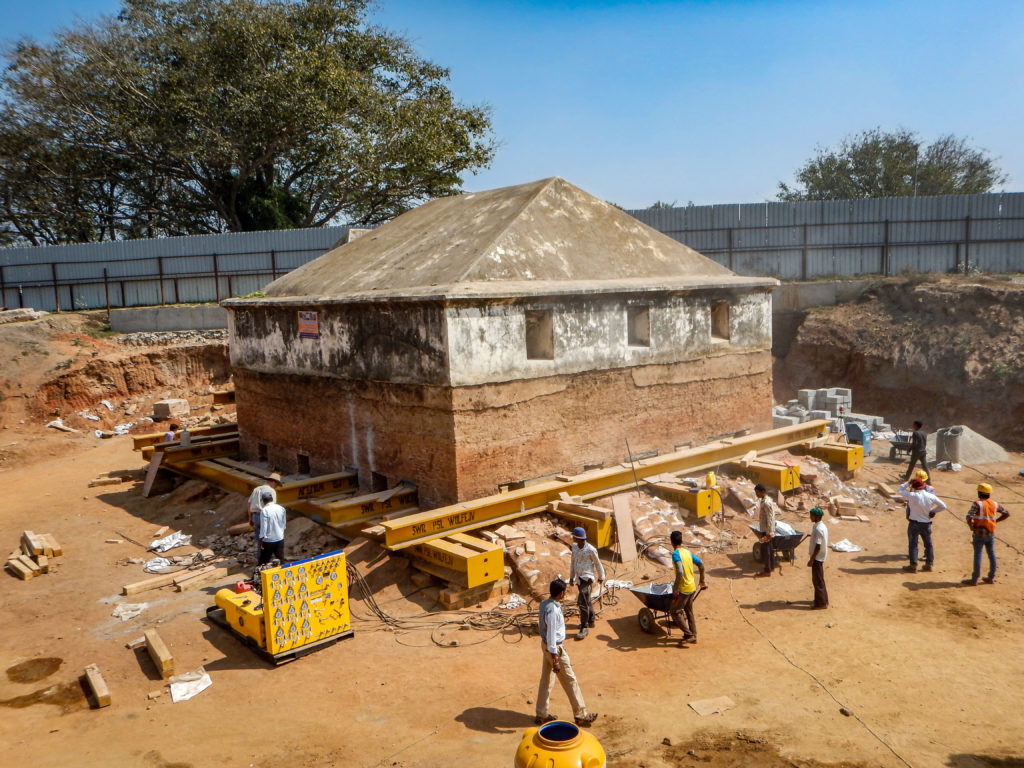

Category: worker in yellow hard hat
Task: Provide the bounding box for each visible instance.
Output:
[962,482,1010,586]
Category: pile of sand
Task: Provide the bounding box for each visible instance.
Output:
[929,425,1008,465]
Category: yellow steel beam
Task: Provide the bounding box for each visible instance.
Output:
[381,420,830,550]
[305,483,418,525]
[162,459,358,503]
[132,423,237,451]
[146,437,240,464]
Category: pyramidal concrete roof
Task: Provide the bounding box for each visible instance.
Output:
[255,177,775,303]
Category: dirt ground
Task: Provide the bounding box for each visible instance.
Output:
[3,418,1024,767]
[3,309,1024,768]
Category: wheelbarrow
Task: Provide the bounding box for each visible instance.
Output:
[889,430,914,461]
[629,581,705,635]
[748,524,807,565]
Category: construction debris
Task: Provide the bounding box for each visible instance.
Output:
[5,531,63,579]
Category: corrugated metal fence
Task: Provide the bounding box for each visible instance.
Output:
[628,192,1024,279]
[3,192,1023,313]
[0,226,348,312]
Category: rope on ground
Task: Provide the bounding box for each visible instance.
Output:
[727,579,913,768]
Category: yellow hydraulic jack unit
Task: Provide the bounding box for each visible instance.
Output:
[207,550,353,664]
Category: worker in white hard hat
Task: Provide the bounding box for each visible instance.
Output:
[569,527,604,641]
[962,482,1010,586]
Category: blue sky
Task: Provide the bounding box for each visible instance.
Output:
[3,0,1022,208]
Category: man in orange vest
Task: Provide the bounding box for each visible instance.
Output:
[962,482,1010,586]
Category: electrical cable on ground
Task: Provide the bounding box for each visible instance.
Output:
[727,579,913,768]
[345,561,622,648]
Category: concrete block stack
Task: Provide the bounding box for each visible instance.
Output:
[772,387,891,433]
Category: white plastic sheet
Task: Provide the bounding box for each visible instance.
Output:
[111,602,148,621]
[143,557,173,573]
[169,667,212,703]
[775,520,797,536]
[148,531,192,553]
[831,538,862,553]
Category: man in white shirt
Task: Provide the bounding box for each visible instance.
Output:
[257,492,287,566]
[534,579,597,728]
[898,477,947,572]
[247,472,282,551]
[807,506,828,609]
[569,527,605,640]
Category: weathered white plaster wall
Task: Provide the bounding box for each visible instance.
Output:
[228,290,772,388]
[445,292,772,386]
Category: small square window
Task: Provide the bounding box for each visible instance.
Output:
[627,306,651,347]
[525,309,554,360]
[711,301,730,341]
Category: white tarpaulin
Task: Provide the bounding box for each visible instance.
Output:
[111,602,148,621]
[149,531,192,553]
[831,538,862,553]
[169,667,213,703]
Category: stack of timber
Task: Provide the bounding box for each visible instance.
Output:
[6,531,63,580]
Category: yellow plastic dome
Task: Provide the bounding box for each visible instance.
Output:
[514,721,605,768]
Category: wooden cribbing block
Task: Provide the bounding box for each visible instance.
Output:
[122,572,179,595]
[175,566,231,592]
[35,555,49,573]
[6,558,34,580]
[21,531,46,556]
[17,554,42,574]
[83,664,111,708]
[144,630,175,679]
[227,522,253,535]
[172,565,216,587]
[89,477,123,487]
[40,534,62,557]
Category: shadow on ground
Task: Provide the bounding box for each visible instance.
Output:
[455,706,535,734]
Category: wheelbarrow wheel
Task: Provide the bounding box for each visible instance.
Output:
[638,607,656,634]
[752,541,765,564]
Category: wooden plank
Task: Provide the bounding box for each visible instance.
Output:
[142,451,165,498]
[122,572,179,595]
[40,534,61,557]
[612,496,638,563]
[21,531,46,556]
[172,564,216,587]
[144,630,175,679]
[83,664,111,708]
[6,559,34,580]
[17,554,42,574]
[175,566,232,592]
[35,555,49,573]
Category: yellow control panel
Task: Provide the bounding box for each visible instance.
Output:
[262,551,351,656]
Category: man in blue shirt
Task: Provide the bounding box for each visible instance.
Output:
[535,578,598,727]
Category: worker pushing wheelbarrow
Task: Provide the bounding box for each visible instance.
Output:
[629,582,707,635]
[748,523,807,566]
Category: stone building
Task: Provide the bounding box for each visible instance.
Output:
[224,178,777,508]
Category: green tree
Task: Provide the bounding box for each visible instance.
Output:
[777,128,1007,201]
[0,0,495,244]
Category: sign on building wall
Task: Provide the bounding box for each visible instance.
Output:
[298,310,320,340]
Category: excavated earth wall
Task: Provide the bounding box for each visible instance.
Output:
[775,277,1024,450]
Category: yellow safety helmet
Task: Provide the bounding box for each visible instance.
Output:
[914,469,929,481]
[977,483,993,495]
